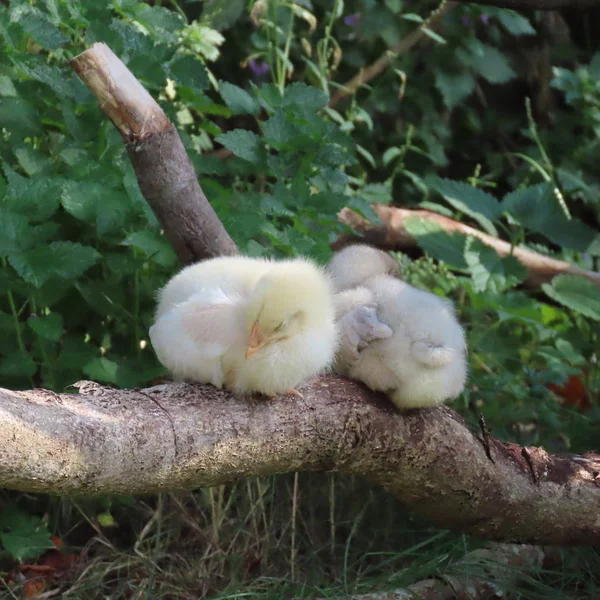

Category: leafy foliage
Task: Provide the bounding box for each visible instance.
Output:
[0,0,599,597]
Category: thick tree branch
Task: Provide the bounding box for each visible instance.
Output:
[70,42,238,263]
[336,205,600,289]
[2,379,599,545]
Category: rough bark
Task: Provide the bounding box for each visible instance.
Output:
[70,42,238,263]
[336,543,547,600]
[2,379,599,545]
[336,205,600,289]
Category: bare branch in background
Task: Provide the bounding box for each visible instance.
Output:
[336,205,600,289]
[329,3,455,108]
[71,42,238,263]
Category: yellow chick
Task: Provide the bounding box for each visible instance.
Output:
[149,256,337,396]
[329,245,468,409]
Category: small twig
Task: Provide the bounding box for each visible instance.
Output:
[329,2,454,108]
[521,447,539,486]
[478,414,495,464]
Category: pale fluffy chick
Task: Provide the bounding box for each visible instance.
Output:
[149,256,337,396]
[329,245,467,409]
[327,243,401,291]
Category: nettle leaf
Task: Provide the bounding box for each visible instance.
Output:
[122,231,177,268]
[216,129,264,163]
[57,337,98,369]
[0,352,37,378]
[83,357,119,385]
[27,313,64,342]
[429,177,501,236]
[9,241,100,288]
[0,209,30,257]
[361,182,393,205]
[0,505,54,562]
[61,181,130,235]
[168,55,209,90]
[0,98,42,137]
[403,217,468,269]
[262,110,299,150]
[542,275,600,321]
[219,81,260,114]
[345,197,380,223]
[459,41,516,84]
[434,69,475,109]
[3,166,62,222]
[495,10,536,36]
[131,3,184,36]
[0,75,17,97]
[502,183,596,252]
[13,6,69,50]
[464,238,527,293]
[281,82,329,111]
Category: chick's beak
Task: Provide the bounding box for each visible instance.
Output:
[245,321,268,359]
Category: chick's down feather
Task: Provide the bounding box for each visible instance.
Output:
[329,245,467,409]
[149,256,337,396]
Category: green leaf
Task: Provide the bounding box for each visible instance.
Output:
[464,238,527,293]
[61,181,130,235]
[282,82,329,111]
[429,177,501,235]
[83,357,119,384]
[422,27,446,45]
[0,75,17,97]
[15,7,69,50]
[262,110,298,149]
[345,197,380,223]
[460,41,516,84]
[0,352,37,378]
[219,81,260,114]
[58,337,98,369]
[28,313,63,342]
[168,55,209,90]
[202,0,246,31]
[9,242,100,288]
[502,183,596,252]
[216,129,263,163]
[434,70,475,109]
[122,231,177,268]
[15,146,52,176]
[0,505,54,561]
[3,167,62,222]
[495,10,536,36]
[542,275,600,321]
[0,209,30,257]
[404,217,468,269]
[361,182,393,205]
[0,99,42,137]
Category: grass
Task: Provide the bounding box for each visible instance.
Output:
[1,472,599,599]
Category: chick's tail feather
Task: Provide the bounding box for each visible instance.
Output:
[410,341,456,368]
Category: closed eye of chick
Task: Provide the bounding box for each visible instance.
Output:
[329,244,468,410]
[149,256,337,397]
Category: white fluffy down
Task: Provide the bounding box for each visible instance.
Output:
[149,256,337,396]
[329,245,468,409]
